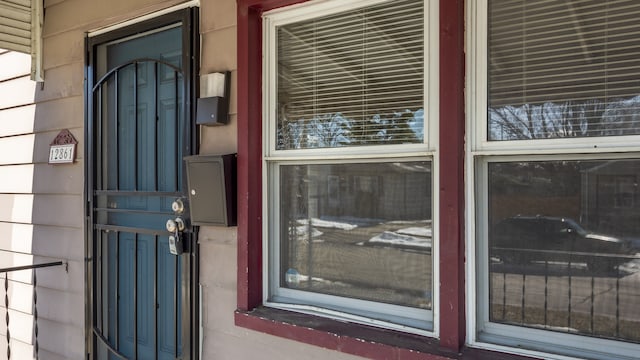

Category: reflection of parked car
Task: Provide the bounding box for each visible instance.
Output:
[491,216,633,272]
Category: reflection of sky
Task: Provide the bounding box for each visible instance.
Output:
[409,108,424,140]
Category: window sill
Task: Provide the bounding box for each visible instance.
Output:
[234,307,537,360]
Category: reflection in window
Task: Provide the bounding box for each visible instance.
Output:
[279,162,432,309]
[488,1,640,140]
[614,176,636,209]
[487,159,640,343]
[276,0,425,149]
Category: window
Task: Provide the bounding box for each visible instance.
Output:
[263,0,437,333]
[470,1,640,359]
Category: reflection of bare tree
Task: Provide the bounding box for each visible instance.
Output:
[488,98,624,140]
[277,107,423,149]
[277,110,352,149]
[357,111,421,145]
[489,106,533,140]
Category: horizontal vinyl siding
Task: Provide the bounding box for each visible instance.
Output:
[0,164,34,192]
[0,50,30,80]
[0,75,37,108]
[0,222,33,254]
[0,43,83,358]
[0,0,31,54]
[0,134,35,164]
[0,50,35,358]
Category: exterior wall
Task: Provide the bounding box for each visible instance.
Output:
[0,0,368,359]
[0,44,84,359]
[0,49,37,360]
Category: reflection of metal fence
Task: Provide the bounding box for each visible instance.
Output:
[1,261,66,359]
[490,249,640,343]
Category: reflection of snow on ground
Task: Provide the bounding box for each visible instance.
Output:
[296,226,323,238]
[397,227,432,238]
[297,218,358,230]
[367,231,432,249]
[531,324,580,334]
[285,271,349,289]
[285,271,432,309]
[388,219,432,225]
[620,253,640,273]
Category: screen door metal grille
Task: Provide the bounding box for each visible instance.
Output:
[86,13,198,359]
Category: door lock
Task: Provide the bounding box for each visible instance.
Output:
[169,230,183,256]
[171,198,185,214]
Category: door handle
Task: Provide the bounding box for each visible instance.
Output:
[166,217,185,233]
[166,219,177,233]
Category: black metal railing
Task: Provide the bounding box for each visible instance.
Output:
[1,261,67,360]
[490,248,640,343]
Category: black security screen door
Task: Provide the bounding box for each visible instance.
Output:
[86,9,199,360]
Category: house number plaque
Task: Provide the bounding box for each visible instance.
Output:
[49,129,78,164]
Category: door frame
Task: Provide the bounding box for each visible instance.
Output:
[84,7,200,359]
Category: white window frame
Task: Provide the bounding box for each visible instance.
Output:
[467,0,640,359]
[262,0,440,336]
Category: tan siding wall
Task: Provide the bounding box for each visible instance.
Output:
[18,3,90,358]
[0,0,86,356]
[0,104,35,136]
[0,51,30,80]
[0,57,35,360]
[44,0,186,37]
[0,76,37,108]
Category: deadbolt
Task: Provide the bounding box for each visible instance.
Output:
[171,198,185,214]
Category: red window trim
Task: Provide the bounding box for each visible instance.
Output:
[438,0,466,350]
[235,0,477,358]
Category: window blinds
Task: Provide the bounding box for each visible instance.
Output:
[488,0,640,140]
[276,0,424,149]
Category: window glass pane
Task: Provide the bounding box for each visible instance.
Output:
[276,0,424,149]
[279,161,432,309]
[488,0,640,140]
[487,159,640,343]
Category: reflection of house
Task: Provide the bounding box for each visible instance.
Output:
[488,163,581,225]
[582,160,640,236]
[320,163,432,221]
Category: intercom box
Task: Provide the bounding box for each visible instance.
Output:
[184,154,237,226]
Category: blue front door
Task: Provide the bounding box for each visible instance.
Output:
[89,12,195,360]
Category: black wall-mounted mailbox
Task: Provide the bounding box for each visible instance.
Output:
[196,96,228,126]
[184,154,237,226]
